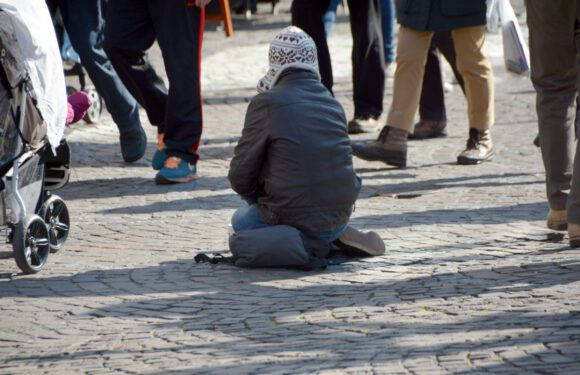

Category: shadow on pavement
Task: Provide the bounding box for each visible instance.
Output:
[2,258,580,372]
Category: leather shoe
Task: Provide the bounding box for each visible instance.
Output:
[409,120,447,139]
[569,223,580,248]
[457,128,494,165]
[547,209,567,231]
[351,126,408,167]
[348,115,381,134]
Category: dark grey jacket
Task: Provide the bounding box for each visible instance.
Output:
[397,0,486,32]
[228,69,361,235]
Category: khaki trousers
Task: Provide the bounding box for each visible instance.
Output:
[387,25,494,133]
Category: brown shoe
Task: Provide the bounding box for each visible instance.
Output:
[351,126,408,167]
[409,120,447,140]
[569,223,580,248]
[457,128,494,165]
[547,209,567,231]
[334,226,385,256]
[348,115,381,134]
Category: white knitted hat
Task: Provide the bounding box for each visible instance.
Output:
[257,26,321,93]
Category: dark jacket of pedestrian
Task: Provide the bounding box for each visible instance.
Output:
[228,69,361,234]
[397,0,486,32]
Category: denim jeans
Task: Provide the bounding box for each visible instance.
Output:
[380,0,395,64]
[231,204,347,245]
[323,0,395,64]
[46,0,142,134]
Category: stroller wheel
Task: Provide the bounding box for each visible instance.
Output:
[83,87,102,124]
[13,214,51,274]
[41,195,70,253]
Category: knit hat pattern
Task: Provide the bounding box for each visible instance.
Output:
[257,26,321,93]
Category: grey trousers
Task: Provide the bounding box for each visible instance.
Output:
[526,0,580,221]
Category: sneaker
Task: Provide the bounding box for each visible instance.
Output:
[351,126,408,167]
[152,133,168,170]
[457,128,494,165]
[155,157,198,184]
[348,115,381,134]
[409,120,447,140]
[333,226,385,256]
[569,223,580,248]
[547,209,567,231]
[120,127,147,163]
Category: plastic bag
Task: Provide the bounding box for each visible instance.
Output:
[486,0,500,33]
[498,0,530,75]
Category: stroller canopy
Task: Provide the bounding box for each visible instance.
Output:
[0,0,67,150]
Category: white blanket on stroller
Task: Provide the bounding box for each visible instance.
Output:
[0,0,67,150]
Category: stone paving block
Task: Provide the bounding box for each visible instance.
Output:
[1,1,580,374]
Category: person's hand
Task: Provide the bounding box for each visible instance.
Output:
[195,0,212,7]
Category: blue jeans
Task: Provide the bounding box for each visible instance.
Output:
[231,204,347,245]
[323,0,342,37]
[322,0,395,64]
[380,0,395,64]
[47,0,142,134]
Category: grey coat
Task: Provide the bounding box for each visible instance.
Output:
[397,0,487,32]
[228,69,361,235]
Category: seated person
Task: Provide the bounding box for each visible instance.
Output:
[228,26,385,257]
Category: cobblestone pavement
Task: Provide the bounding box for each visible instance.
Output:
[3,1,580,374]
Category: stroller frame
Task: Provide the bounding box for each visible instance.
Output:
[0,8,71,274]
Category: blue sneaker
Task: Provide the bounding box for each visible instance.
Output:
[155,157,198,184]
[152,148,168,170]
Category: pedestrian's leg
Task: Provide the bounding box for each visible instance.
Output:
[451,26,493,132]
[412,43,448,139]
[60,0,146,162]
[292,0,333,92]
[148,0,204,183]
[351,27,431,168]
[452,25,495,165]
[432,31,465,94]
[386,27,433,133]
[527,0,576,220]
[346,0,384,119]
[379,0,395,65]
[419,44,445,121]
[103,0,168,132]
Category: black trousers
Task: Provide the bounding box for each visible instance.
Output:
[419,31,465,122]
[292,0,385,118]
[103,0,204,164]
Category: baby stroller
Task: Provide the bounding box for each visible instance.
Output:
[0,7,71,274]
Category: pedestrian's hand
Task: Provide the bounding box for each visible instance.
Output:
[195,0,212,7]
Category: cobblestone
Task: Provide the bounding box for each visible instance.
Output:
[1,1,579,374]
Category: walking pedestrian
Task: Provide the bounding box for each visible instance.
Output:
[352,0,494,167]
[103,0,212,184]
[410,31,466,140]
[291,0,385,134]
[526,0,580,247]
[46,0,147,163]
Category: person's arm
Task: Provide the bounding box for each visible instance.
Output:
[228,98,270,204]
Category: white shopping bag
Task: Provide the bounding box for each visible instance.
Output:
[486,0,500,33]
[498,0,530,75]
